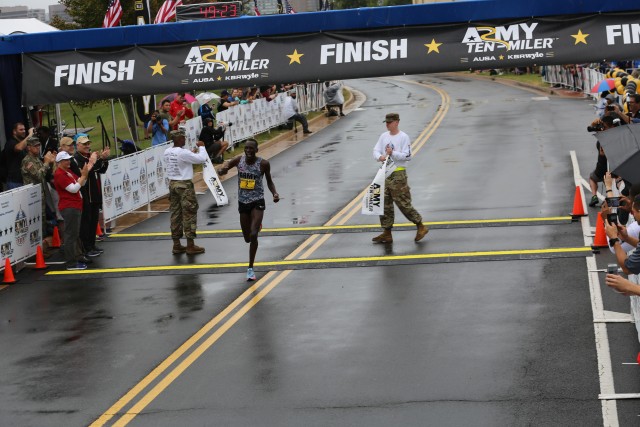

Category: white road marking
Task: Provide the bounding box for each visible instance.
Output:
[571,150,620,426]
[531,96,550,101]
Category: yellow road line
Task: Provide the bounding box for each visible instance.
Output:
[109,216,572,238]
[88,270,279,427]
[48,247,592,276]
[94,80,451,426]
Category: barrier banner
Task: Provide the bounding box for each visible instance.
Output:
[183,115,202,151]
[362,160,387,216]
[0,185,42,266]
[202,157,229,206]
[23,12,640,104]
[102,149,149,221]
[145,143,170,203]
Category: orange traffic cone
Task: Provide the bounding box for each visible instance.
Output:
[2,258,17,284]
[51,226,61,248]
[96,221,103,237]
[33,245,48,270]
[571,186,586,220]
[592,212,609,250]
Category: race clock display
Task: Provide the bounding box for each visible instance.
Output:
[176,1,242,21]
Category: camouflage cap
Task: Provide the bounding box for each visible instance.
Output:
[26,136,41,146]
[383,113,400,123]
[170,129,185,139]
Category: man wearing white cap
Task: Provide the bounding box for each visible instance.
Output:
[53,151,91,270]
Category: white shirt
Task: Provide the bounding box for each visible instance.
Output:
[164,146,207,181]
[373,130,412,169]
[282,95,299,119]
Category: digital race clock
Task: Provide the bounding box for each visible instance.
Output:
[176,1,242,21]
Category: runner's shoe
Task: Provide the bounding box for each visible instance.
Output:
[589,195,599,207]
[246,268,256,281]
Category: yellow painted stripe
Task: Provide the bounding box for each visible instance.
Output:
[108,216,572,237]
[47,247,592,276]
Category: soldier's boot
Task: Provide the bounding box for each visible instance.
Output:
[415,223,429,242]
[172,239,186,254]
[186,238,205,255]
[372,229,393,243]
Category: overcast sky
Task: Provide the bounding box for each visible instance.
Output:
[0,1,59,10]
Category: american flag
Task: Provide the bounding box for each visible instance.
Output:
[154,0,183,24]
[102,0,123,28]
[283,0,296,14]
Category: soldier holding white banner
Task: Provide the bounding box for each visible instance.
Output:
[164,129,208,255]
[371,113,428,244]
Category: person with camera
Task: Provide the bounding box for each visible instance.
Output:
[283,90,312,134]
[147,110,169,146]
[164,129,208,255]
[199,117,229,164]
[218,139,280,281]
[605,194,640,275]
[587,116,618,207]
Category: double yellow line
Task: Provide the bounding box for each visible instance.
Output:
[90,79,450,427]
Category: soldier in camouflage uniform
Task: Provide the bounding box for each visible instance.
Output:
[21,136,56,234]
[371,113,428,243]
[163,129,208,255]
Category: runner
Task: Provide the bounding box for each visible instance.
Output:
[219,139,280,281]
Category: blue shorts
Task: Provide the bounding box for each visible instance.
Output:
[238,199,265,214]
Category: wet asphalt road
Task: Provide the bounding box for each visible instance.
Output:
[1,75,639,426]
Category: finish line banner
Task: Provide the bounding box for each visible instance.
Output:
[22,13,640,104]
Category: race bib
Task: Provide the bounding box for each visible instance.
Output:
[240,178,256,190]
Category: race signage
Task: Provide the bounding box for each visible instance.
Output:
[0,185,42,265]
[22,12,640,104]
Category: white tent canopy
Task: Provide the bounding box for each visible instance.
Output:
[0,18,58,36]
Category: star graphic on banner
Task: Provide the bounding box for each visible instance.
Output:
[189,55,198,63]
[571,29,589,45]
[150,60,167,76]
[287,49,304,65]
[424,39,442,54]
[499,55,504,60]
[217,76,222,81]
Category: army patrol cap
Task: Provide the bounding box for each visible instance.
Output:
[383,113,400,123]
[170,129,185,139]
[26,136,41,146]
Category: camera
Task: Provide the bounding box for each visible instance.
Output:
[607,263,621,275]
[606,196,620,224]
[606,105,615,112]
[587,123,604,132]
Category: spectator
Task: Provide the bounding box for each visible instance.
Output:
[260,85,276,102]
[199,117,229,164]
[595,92,609,117]
[217,90,238,112]
[169,93,194,130]
[164,129,208,255]
[147,110,169,146]
[72,135,110,258]
[159,99,181,130]
[282,90,312,134]
[626,93,640,122]
[53,151,91,271]
[21,136,56,234]
[3,122,33,189]
[323,81,345,116]
[197,101,215,123]
[605,195,640,275]
[36,126,59,159]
